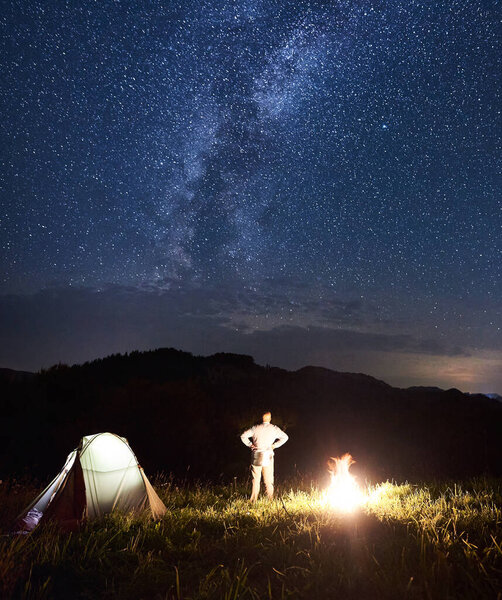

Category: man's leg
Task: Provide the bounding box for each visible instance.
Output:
[250,465,262,502]
[262,461,274,499]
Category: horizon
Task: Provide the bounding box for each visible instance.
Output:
[1,344,500,397]
[1,2,500,394]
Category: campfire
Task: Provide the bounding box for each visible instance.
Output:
[326,453,364,512]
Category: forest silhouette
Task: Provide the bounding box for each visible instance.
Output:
[2,348,501,482]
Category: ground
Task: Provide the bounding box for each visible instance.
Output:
[1,477,501,599]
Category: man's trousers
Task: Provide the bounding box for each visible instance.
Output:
[250,461,274,501]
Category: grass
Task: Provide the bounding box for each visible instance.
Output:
[0,476,501,599]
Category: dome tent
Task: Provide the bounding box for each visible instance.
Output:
[16,432,167,532]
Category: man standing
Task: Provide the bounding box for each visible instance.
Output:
[240,412,289,502]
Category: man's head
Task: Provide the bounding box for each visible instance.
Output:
[262,412,272,423]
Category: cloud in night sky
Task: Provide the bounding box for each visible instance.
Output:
[0,0,500,392]
[1,283,500,393]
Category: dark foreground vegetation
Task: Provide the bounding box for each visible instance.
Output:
[1,477,501,599]
[1,348,502,482]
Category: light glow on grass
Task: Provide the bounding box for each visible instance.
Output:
[0,477,500,599]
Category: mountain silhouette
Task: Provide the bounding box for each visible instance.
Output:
[1,348,501,482]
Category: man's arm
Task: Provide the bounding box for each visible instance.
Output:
[240,426,255,448]
[271,427,289,449]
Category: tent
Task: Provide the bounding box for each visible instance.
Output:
[16,432,167,532]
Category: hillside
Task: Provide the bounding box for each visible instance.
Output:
[1,348,501,481]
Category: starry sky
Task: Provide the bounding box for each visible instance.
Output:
[1,0,500,392]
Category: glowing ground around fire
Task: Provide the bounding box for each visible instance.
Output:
[1,478,501,599]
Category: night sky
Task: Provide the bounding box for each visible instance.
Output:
[1,1,500,392]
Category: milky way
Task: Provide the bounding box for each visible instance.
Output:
[1,1,500,391]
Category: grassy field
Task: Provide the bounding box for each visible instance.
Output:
[0,476,501,599]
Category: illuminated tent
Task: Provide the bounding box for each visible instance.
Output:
[16,432,167,532]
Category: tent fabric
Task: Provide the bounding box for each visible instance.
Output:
[42,452,86,531]
[16,450,77,531]
[139,467,168,520]
[16,433,167,532]
[80,433,149,518]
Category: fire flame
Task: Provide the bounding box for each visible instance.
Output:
[326,453,363,512]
